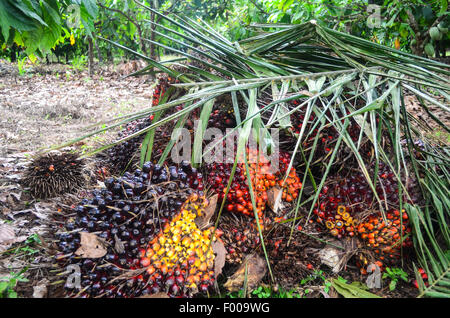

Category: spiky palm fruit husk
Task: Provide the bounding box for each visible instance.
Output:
[216,214,261,265]
[140,194,217,296]
[21,152,86,199]
[206,147,302,226]
[56,161,206,298]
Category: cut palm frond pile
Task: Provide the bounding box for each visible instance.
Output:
[52,5,449,298]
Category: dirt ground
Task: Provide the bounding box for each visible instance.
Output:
[0,60,153,156]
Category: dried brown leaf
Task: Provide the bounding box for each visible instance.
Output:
[75,232,107,258]
[212,239,227,278]
[224,254,267,293]
[114,234,125,255]
[195,194,218,229]
[267,186,283,213]
[0,224,16,252]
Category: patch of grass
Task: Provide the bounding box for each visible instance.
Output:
[226,285,302,298]
[17,57,29,76]
[0,268,29,298]
[2,234,42,257]
[382,267,408,291]
[70,55,87,72]
[433,130,450,144]
[299,269,332,296]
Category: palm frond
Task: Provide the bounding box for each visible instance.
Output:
[53,10,450,297]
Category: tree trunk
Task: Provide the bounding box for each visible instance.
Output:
[96,39,103,64]
[88,37,94,76]
[150,9,156,61]
[10,43,17,62]
[106,48,113,63]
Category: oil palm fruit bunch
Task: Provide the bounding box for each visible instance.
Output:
[313,161,418,239]
[56,161,205,298]
[207,94,238,131]
[206,147,302,225]
[216,214,261,265]
[140,193,217,296]
[152,73,180,106]
[208,105,236,131]
[22,152,86,199]
[106,115,155,173]
[357,209,412,263]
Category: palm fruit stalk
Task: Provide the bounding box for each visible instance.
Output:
[22,152,86,199]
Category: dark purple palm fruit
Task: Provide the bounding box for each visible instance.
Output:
[207,94,237,131]
[56,161,204,298]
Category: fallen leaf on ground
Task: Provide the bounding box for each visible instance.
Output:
[33,202,56,219]
[195,194,218,229]
[212,239,226,278]
[318,247,342,273]
[0,224,17,252]
[331,278,381,298]
[32,279,49,298]
[114,234,125,254]
[267,186,283,213]
[75,232,107,258]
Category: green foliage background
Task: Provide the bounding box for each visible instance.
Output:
[1,0,448,62]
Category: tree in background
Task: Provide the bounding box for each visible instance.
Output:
[220,0,449,57]
[0,0,98,62]
[1,0,448,66]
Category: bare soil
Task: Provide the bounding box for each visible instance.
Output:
[0,60,153,156]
